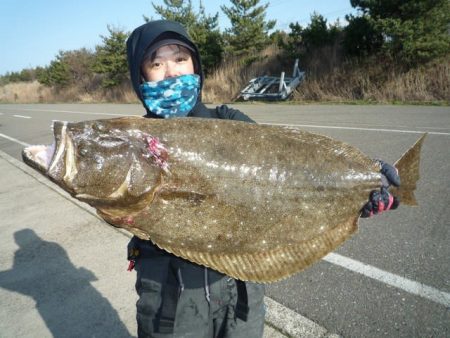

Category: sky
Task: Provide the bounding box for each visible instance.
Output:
[0,0,357,76]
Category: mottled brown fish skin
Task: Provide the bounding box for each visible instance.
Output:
[22,117,425,282]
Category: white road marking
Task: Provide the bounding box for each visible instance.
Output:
[6,107,138,117]
[0,133,30,147]
[264,122,450,136]
[324,253,450,307]
[1,107,448,135]
[13,115,31,119]
[296,120,450,130]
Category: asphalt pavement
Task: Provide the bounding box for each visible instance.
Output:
[1,103,449,337]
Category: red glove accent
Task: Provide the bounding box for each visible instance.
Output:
[127,260,135,271]
[361,187,399,218]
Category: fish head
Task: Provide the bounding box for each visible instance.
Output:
[22,118,167,209]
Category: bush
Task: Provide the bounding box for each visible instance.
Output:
[343,14,383,57]
[92,26,129,88]
[349,0,450,65]
[279,13,343,66]
[37,51,71,87]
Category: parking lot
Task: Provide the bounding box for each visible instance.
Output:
[1,103,449,337]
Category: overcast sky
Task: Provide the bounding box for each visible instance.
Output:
[0,0,357,75]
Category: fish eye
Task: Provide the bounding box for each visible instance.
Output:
[79,148,88,156]
[77,140,90,156]
[92,123,106,132]
[78,144,89,156]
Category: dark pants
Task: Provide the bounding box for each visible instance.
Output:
[133,252,265,338]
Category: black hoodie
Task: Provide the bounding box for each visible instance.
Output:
[126,20,254,122]
[126,22,257,324]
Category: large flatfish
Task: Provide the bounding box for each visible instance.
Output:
[22,117,426,282]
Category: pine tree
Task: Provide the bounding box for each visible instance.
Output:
[92,26,129,88]
[349,0,450,63]
[152,0,223,74]
[343,14,383,57]
[301,13,341,50]
[221,0,276,58]
[280,14,342,60]
[152,0,196,26]
[37,51,71,87]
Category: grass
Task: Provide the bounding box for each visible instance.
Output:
[1,46,448,105]
[0,81,53,103]
[202,45,289,103]
[291,52,449,104]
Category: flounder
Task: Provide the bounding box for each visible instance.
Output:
[22,117,426,282]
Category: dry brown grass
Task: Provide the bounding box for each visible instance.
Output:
[99,82,138,103]
[202,45,291,103]
[293,56,450,103]
[1,47,448,105]
[381,60,450,102]
[0,81,53,103]
[0,80,138,104]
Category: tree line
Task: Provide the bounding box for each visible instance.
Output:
[1,0,449,90]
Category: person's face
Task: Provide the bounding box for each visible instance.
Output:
[141,44,195,82]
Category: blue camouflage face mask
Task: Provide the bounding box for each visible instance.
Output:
[140,74,200,118]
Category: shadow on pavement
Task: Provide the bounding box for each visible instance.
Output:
[0,229,133,338]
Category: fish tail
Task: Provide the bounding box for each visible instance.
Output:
[390,133,427,206]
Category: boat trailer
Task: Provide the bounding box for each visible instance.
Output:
[239,59,304,101]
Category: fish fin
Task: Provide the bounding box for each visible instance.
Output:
[157,217,359,283]
[390,134,427,206]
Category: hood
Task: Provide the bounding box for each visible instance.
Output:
[126,20,203,117]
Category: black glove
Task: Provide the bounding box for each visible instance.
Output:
[361,186,400,218]
[360,160,401,218]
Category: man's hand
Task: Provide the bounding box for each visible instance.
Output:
[360,161,400,218]
[377,160,400,187]
[361,187,400,218]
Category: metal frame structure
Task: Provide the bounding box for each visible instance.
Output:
[239,59,305,101]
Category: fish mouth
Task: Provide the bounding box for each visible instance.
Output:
[22,143,56,173]
[22,121,75,184]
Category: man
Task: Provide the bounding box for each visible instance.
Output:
[126,20,265,338]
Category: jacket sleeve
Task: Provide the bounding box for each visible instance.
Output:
[215,104,255,123]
